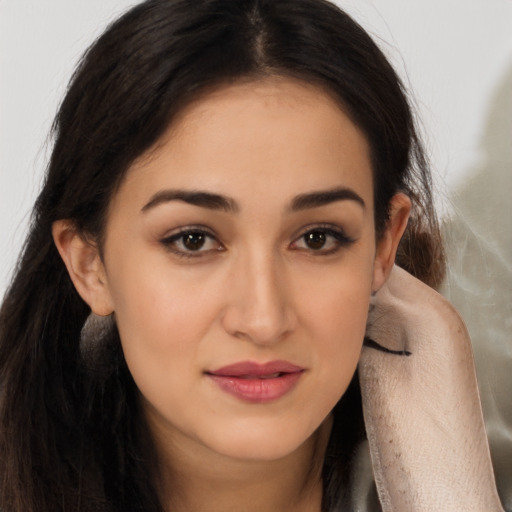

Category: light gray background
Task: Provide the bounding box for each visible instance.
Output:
[1,0,511,507]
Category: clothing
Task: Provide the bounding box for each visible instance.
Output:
[355,294,504,511]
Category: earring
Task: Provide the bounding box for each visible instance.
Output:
[80,312,117,373]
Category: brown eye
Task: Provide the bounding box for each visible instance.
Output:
[304,231,327,250]
[160,228,223,257]
[182,232,206,251]
[291,226,354,255]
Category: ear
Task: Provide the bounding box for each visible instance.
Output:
[52,220,114,316]
[372,193,411,293]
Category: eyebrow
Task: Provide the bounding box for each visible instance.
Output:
[141,186,365,214]
[289,187,365,211]
[141,190,239,213]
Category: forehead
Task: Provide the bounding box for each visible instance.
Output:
[116,77,374,214]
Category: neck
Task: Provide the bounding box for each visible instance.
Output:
[150,416,333,512]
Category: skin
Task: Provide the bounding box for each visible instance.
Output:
[53,77,410,511]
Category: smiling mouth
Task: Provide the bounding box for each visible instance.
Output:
[206,361,304,403]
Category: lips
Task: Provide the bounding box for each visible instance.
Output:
[206,360,304,403]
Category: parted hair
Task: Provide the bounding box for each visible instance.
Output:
[0,1,444,511]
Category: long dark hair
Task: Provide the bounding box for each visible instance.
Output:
[0,0,445,510]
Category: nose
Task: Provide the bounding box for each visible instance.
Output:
[220,252,296,346]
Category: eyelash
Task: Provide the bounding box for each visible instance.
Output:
[290,224,355,255]
[159,224,355,259]
[160,226,223,259]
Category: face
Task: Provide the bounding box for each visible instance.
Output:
[95,78,384,462]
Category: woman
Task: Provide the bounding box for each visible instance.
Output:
[0,0,503,510]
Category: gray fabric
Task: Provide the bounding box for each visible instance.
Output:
[358,266,504,511]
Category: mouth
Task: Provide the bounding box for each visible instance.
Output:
[236,372,282,379]
[205,360,305,403]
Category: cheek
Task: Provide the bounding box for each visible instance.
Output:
[297,256,373,405]
[107,235,221,345]
[316,294,368,365]
[106,254,223,404]
[298,246,373,341]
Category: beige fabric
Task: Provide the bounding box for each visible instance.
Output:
[360,266,504,511]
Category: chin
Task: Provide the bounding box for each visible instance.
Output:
[213,438,303,462]
[202,415,324,462]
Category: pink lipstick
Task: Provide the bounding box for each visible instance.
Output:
[206,360,304,403]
